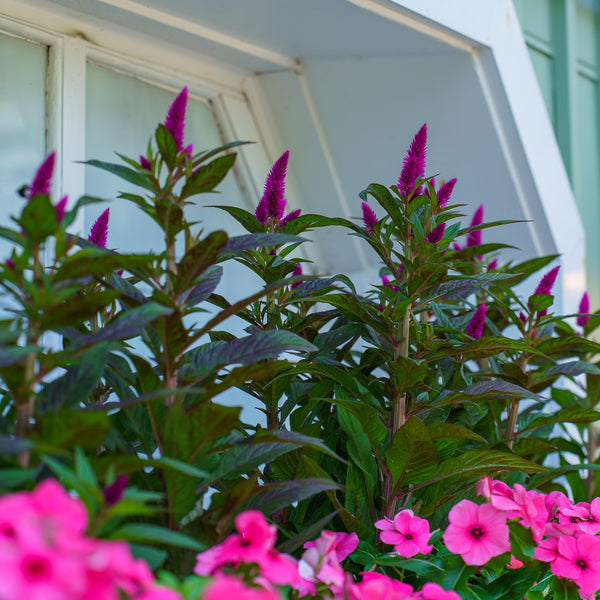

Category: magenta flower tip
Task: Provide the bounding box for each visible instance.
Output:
[102,475,128,506]
[533,265,560,297]
[55,195,68,223]
[466,303,486,339]
[398,124,427,197]
[427,222,446,244]
[28,151,56,199]
[88,208,110,248]
[466,204,484,248]
[577,291,590,327]
[139,155,152,171]
[254,197,269,225]
[437,178,457,208]
[487,258,498,271]
[164,87,188,152]
[290,262,303,289]
[4,259,15,270]
[361,202,378,234]
[261,151,289,222]
[281,208,301,226]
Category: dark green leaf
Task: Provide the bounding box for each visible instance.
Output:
[220,233,305,256]
[109,523,203,550]
[181,154,237,199]
[86,160,155,191]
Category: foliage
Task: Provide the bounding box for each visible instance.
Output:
[1,88,600,598]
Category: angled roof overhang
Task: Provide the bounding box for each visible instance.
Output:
[11,0,584,309]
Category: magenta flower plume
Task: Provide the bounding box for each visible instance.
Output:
[361,202,378,235]
[102,475,128,506]
[577,292,591,327]
[260,151,289,222]
[466,204,484,248]
[398,124,427,197]
[88,208,110,248]
[487,258,498,271]
[54,196,68,223]
[534,265,560,296]
[437,178,457,208]
[427,222,446,244]
[164,87,188,152]
[27,152,56,198]
[290,263,303,290]
[381,274,398,292]
[466,303,486,339]
[254,197,269,225]
[281,208,302,226]
[4,259,15,270]
[519,311,527,324]
[139,155,152,171]
[443,499,510,565]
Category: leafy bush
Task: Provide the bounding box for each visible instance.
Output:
[1,87,600,598]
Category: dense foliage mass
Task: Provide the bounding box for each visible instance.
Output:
[2,88,600,599]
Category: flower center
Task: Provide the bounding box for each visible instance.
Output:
[404,533,413,540]
[22,556,50,581]
[570,516,580,523]
[576,558,589,570]
[469,525,484,540]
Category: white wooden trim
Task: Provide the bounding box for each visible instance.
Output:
[96,0,299,72]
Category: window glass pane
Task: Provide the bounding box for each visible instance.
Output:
[0,33,47,246]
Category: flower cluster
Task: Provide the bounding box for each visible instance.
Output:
[0,479,179,600]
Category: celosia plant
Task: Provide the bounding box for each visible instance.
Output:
[1,90,600,600]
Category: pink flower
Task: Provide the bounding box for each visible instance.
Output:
[27,152,55,198]
[577,292,590,327]
[202,575,281,600]
[577,499,600,535]
[350,572,414,600]
[443,499,510,565]
[552,534,600,596]
[362,202,378,234]
[374,509,433,558]
[465,303,486,339]
[534,536,560,563]
[420,582,461,600]
[304,530,358,561]
[88,209,110,248]
[134,585,182,600]
[398,124,427,198]
[298,531,345,590]
[164,87,188,152]
[466,205,483,248]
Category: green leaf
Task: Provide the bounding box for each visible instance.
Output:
[38,409,111,450]
[129,544,168,570]
[175,231,228,294]
[54,249,154,280]
[219,232,305,256]
[187,330,317,377]
[520,406,600,432]
[254,430,345,462]
[183,266,223,306]
[385,416,439,488]
[19,194,57,242]
[181,154,237,199]
[528,293,554,313]
[243,478,341,514]
[0,346,39,367]
[109,523,204,550]
[71,303,173,349]
[86,160,155,191]
[543,360,600,377]
[155,123,178,170]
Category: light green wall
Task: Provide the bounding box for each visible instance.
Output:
[514,0,600,306]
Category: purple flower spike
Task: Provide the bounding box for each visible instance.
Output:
[577,291,590,327]
[28,152,56,199]
[102,475,128,506]
[164,87,188,151]
[519,311,527,324]
[361,202,378,235]
[55,195,68,223]
[466,205,484,248]
[88,208,110,248]
[262,151,289,222]
[281,208,302,226]
[398,124,427,197]
[427,222,446,244]
[255,198,269,225]
[290,263,303,289]
[487,258,498,271]
[437,178,457,208]
[381,274,398,292]
[533,266,560,297]
[139,155,152,171]
[4,259,15,270]
[466,303,486,339]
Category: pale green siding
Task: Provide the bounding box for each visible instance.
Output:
[515,0,600,305]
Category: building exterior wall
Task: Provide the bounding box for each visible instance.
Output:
[514,0,600,306]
